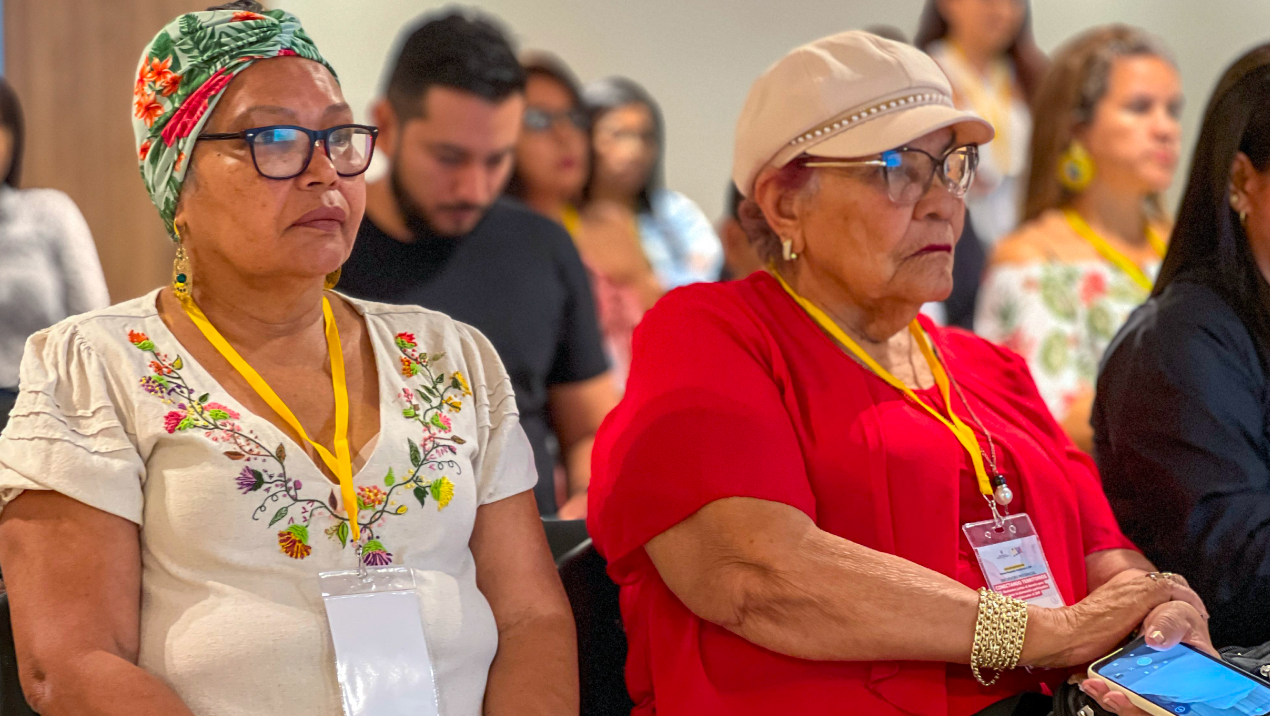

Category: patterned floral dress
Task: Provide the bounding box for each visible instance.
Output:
[976,210,1161,423]
[0,291,536,716]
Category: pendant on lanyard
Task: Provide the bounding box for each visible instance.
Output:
[1063,208,1166,293]
[771,268,1013,524]
[178,293,362,543]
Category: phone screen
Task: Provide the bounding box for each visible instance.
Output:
[1094,641,1270,715]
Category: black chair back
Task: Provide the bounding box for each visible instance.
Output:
[558,540,633,716]
[0,593,36,715]
[542,518,590,564]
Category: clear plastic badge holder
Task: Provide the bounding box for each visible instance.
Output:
[319,565,441,716]
[962,512,1066,609]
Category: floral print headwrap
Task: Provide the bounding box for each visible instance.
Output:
[132,8,337,240]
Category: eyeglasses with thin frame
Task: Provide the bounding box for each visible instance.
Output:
[803,144,979,204]
[196,124,379,180]
[523,107,588,133]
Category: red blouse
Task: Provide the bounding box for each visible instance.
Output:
[587,272,1134,716]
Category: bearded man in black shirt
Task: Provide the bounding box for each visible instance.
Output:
[339,10,616,518]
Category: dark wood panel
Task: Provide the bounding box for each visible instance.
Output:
[5,0,213,302]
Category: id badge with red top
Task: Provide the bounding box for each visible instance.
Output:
[962,513,1065,608]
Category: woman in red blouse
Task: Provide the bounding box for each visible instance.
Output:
[587,31,1213,716]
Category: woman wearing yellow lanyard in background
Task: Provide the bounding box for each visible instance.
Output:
[587,32,1211,716]
[917,0,1049,247]
[507,51,651,393]
[976,26,1182,453]
[0,4,576,715]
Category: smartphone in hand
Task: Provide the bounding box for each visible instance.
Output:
[1088,636,1270,715]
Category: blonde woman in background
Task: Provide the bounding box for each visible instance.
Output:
[976,26,1182,451]
[917,0,1048,246]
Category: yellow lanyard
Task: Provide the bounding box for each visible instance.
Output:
[1062,208,1166,293]
[181,295,360,542]
[561,205,581,237]
[771,270,995,498]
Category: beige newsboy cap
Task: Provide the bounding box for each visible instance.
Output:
[732,30,995,197]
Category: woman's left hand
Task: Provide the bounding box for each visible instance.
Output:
[1077,599,1216,714]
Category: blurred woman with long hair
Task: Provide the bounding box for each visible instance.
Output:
[506,54,647,392]
[0,77,109,431]
[506,52,590,229]
[581,76,722,295]
[975,26,1181,451]
[916,0,1047,245]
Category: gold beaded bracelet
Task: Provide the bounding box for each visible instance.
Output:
[970,587,1029,686]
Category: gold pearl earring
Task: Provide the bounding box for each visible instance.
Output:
[781,239,799,262]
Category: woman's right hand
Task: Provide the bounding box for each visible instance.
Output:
[1020,569,1209,669]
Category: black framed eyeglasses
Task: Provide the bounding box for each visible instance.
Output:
[523,107,589,133]
[804,144,979,204]
[196,124,379,180]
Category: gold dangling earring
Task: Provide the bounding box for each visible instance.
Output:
[1231,193,1249,228]
[172,226,191,303]
[1057,139,1096,193]
[324,267,342,291]
[781,239,799,262]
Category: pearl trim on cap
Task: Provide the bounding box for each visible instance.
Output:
[788,92,953,147]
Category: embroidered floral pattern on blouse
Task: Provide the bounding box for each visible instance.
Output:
[127,329,469,564]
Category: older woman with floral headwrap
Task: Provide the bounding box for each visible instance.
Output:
[0,3,576,715]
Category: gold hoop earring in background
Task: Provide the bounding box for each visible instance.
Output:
[781,239,799,262]
[1057,140,1096,193]
[324,267,342,291]
[172,226,191,304]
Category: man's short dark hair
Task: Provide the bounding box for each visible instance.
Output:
[385,9,527,121]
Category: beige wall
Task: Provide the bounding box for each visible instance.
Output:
[5,0,212,303]
[279,0,1270,221]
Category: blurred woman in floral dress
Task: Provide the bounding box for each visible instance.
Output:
[976,26,1182,451]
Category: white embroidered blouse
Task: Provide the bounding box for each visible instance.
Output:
[0,290,537,716]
